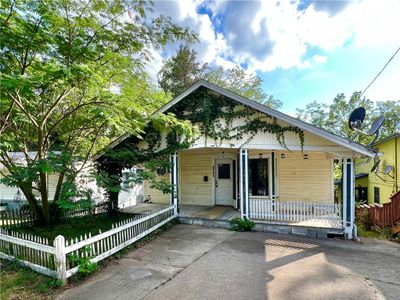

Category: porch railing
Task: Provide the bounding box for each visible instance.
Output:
[249,198,341,226]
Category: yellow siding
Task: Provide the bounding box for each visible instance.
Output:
[355,136,399,204]
[367,138,398,204]
[278,152,333,203]
[179,150,214,205]
[143,173,170,204]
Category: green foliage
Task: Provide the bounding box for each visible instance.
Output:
[12,212,134,241]
[168,87,304,149]
[204,65,282,109]
[0,259,63,298]
[68,246,98,276]
[158,44,206,97]
[0,0,196,224]
[158,45,282,109]
[229,217,255,232]
[296,93,399,141]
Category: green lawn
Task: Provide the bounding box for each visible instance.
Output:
[10,212,135,243]
[0,260,63,300]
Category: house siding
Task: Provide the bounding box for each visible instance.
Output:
[355,136,399,204]
[278,152,333,203]
[143,173,170,205]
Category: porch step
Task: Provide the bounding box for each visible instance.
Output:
[253,222,344,237]
[178,216,344,238]
[178,216,231,229]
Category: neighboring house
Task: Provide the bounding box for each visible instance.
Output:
[354,133,399,204]
[104,80,376,239]
[0,153,142,211]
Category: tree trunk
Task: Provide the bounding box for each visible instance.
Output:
[20,184,45,225]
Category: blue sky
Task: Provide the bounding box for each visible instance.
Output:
[147,0,400,115]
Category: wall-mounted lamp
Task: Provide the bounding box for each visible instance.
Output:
[281,153,285,159]
[259,153,263,159]
[303,154,309,160]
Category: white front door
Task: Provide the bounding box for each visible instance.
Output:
[215,158,233,206]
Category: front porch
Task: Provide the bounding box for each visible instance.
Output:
[122,202,342,231]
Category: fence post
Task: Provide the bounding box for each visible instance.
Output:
[54,235,67,283]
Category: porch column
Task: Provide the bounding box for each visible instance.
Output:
[170,153,179,216]
[240,148,249,219]
[342,158,355,239]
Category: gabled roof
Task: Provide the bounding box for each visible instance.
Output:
[98,79,376,159]
[156,80,376,158]
[371,133,400,147]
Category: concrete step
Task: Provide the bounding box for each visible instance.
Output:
[178,216,344,239]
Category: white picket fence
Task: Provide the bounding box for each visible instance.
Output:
[0,205,176,282]
[249,198,341,225]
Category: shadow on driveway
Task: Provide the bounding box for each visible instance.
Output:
[58,224,400,300]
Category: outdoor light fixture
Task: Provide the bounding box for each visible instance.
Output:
[303,154,309,160]
[259,153,263,158]
[281,153,285,159]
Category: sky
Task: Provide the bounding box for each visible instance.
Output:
[145,0,400,115]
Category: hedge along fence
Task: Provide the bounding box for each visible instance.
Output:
[0,205,176,283]
[0,203,107,229]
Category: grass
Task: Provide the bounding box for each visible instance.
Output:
[357,223,393,240]
[0,260,63,300]
[9,212,135,242]
[0,221,177,299]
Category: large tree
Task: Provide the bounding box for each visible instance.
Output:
[296,92,399,142]
[0,0,196,225]
[158,45,282,109]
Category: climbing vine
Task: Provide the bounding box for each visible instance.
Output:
[167,87,304,150]
[96,86,305,211]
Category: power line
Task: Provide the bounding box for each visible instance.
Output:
[360,45,400,98]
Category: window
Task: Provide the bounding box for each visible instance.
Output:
[374,187,380,203]
[249,158,269,196]
[218,163,230,179]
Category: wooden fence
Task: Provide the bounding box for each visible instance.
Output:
[0,203,107,229]
[249,198,341,225]
[356,191,400,227]
[0,205,176,283]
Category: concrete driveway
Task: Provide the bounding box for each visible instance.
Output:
[58,224,400,300]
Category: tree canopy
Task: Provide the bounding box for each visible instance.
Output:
[158,45,282,109]
[296,92,399,143]
[0,0,196,224]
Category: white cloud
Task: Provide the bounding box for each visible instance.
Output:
[143,0,400,82]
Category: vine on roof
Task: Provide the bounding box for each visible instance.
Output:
[167,87,304,150]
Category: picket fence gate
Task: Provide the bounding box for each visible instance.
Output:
[0,205,176,283]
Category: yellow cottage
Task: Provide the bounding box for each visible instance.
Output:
[103,80,376,239]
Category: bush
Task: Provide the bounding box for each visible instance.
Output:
[360,209,372,230]
[229,217,255,232]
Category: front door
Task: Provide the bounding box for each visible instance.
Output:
[215,158,233,206]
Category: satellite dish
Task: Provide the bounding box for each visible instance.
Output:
[383,165,393,175]
[371,159,380,173]
[348,107,366,131]
[368,115,385,135]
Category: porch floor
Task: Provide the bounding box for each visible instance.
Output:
[179,205,240,221]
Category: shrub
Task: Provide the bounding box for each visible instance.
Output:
[229,217,255,232]
[360,209,371,230]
